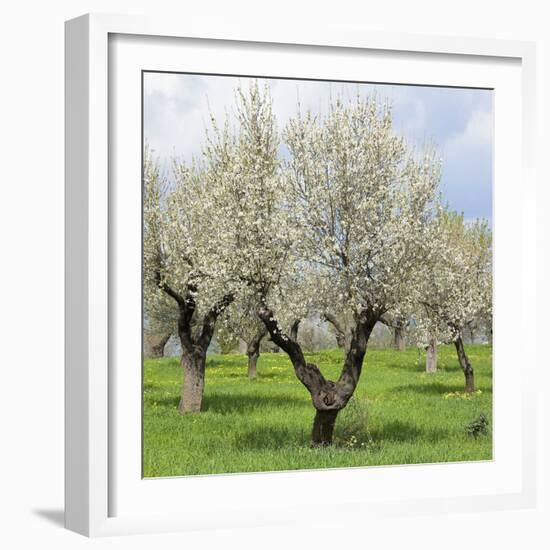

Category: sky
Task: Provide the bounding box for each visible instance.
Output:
[143,73,493,222]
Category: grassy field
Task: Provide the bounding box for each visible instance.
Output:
[143,344,492,477]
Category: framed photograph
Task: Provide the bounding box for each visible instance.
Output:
[65,13,536,536]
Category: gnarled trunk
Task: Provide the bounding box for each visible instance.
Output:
[425,336,437,373]
[393,326,406,351]
[158,280,233,414]
[454,335,475,393]
[179,352,206,413]
[260,306,377,446]
[148,332,171,358]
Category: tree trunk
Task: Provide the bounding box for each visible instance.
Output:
[156,273,234,415]
[179,352,206,413]
[247,351,259,380]
[246,326,267,380]
[393,326,406,351]
[260,306,377,447]
[425,336,437,373]
[311,410,339,447]
[149,333,172,359]
[454,335,475,393]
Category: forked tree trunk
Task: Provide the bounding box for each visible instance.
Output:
[179,351,206,413]
[157,277,233,414]
[393,326,406,351]
[260,306,377,447]
[425,336,437,373]
[454,335,475,393]
[149,332,171,358]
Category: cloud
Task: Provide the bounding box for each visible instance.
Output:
[444,109,493,158]
[143,73,493,221]
[438,108,493,220]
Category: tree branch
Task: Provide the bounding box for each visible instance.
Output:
[338,309,378,385]
[323,312,345,336]
[154,269,186,306]
[197,293,234,350]
[258,307,326,395]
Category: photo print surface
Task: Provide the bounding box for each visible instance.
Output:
[143,72,493,478]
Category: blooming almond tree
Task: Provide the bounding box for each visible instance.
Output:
[144,148,236,413]
[244,96,441,446]
[147,81,297,407]
[417,211,492,392]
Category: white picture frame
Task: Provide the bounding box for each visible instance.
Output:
[65,13,537,537]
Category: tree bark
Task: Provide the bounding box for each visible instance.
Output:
[247,351,259,380]
[393,326,406,351]
[425,336,437,373]
[157,275,233,414]
[260,306,378,446]
[454,335,475,392]
[148,332,171,358]
[246,326,267,379]
[179,351,206,413]
[311,410,339,447]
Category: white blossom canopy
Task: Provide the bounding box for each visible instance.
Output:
[416,211,492,344]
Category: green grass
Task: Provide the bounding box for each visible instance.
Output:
[143,345,492,477]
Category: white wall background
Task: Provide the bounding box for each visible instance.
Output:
[0,1,547,548]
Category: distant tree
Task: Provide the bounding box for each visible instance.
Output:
[218,299,268,379]
[144,293,178,358]
[417,211,492,389]
[380,313,409,351]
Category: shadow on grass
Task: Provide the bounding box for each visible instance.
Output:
[390,382,468,395]
[237,426,309,450]
[369,420,450,443]
[383,361,459,374]
[208,370,292,380]
[149,391,308,413]
[237,419,450,450]
[204,392,308,413]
